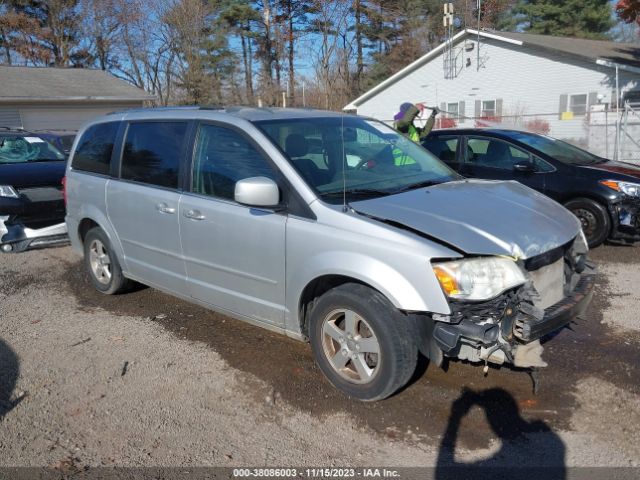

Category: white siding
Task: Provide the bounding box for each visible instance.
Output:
[355,37,640,143]
[16,103,142,130]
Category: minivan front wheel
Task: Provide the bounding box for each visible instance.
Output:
[84,227,130,294]
[309,283,417,401]
[565,198,610,248]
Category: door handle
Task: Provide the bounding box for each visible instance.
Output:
[156,203,176,214]
[184,209,206,220]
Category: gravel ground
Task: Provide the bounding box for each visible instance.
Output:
[0,244,639,472]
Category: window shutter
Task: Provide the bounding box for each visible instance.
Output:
[559,94,568,119]
[475,100,481,118]
[496,99,503,118]
[459,101,465,123]
[588,92,598,110]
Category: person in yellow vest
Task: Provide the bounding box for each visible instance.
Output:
[391,102,439,166]
[393,102,439,142]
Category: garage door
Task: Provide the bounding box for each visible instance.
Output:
[0,108,23,128]
[19,105,134,131]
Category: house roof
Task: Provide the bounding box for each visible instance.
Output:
[0,66,155,103]
[496,31,640,69]
[344,29,640,110]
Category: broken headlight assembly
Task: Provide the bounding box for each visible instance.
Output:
[0,185,19,198]
[432,257,526,301]
[600,179,640,197]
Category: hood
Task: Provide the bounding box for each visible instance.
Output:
[0,161,66,188]
[579,160,640,181]
[351,180,580,259]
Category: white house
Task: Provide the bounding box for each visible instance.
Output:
[344,29,640,149]
[0,66,154,131]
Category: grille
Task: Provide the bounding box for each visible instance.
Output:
[527,258,565,309]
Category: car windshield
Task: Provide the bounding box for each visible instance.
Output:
[254,116,459,203]
[506,131,602,165]
[0,135,65,164]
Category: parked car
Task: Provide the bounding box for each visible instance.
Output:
[0,127,68,253]
[34,130,77,157]
[65,108,594,401]
[422,128,640,247]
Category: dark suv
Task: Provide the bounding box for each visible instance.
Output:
[0,127,68,252]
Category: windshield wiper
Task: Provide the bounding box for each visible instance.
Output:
[392,180,441,194]
[321,188,391,198]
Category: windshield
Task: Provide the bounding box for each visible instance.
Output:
[507,131,602,165]
[254,116,459,203]
[0,135,65,164]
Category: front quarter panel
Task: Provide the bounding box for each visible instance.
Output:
[285,205,461,334]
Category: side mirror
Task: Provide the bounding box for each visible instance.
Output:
[234,177,281,208]
[513,161,536,173]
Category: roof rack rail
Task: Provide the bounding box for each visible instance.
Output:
[106,105,227,115]
[0,126,26,131]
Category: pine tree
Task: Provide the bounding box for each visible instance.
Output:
[514,0,614,39]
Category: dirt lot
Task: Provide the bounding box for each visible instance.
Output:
[1,244,639,473]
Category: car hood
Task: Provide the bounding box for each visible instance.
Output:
[0,160,66,188]
[351,179,580,259]
[579,160,640,181]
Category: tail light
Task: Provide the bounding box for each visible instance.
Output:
[61,176,67,206]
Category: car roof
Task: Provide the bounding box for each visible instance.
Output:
[428,128,543,138]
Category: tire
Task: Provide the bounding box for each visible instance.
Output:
[564,197,611,248]
[309,283,418,401]
[83,227,131,295]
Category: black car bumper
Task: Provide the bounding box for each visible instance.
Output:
[610,198,640,242]
[0,218,68,252]
[513,269,596,342]
[0,190,68,252]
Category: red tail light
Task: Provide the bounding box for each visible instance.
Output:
[61,176,67,206]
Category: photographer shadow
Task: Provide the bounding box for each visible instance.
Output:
[0,337,21,420]
[436,388,566,480]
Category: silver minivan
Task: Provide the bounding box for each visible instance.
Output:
[65,107,594,401]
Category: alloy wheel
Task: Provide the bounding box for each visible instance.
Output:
[321,308,381,384]
[88,239,112,285]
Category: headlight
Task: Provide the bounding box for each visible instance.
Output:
[0,185,18,198]
[432,257,526,301]
[600,180,640,197]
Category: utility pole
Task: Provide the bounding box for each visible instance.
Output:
[477,0,481,71]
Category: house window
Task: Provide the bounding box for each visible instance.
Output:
[446,102,459,119]
[569,94,588,116]
[481,100,496,117]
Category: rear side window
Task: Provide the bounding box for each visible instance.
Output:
[121,122,188,189]
[72,122,119,174]
[422,136,459,163]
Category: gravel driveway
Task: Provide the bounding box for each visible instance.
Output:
[0,245,639,473]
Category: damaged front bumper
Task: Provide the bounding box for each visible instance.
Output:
[419,243,596,370]
[0,216,69,253]
[610,197,640,243]
[512,272,595,342]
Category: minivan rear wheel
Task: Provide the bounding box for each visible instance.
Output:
[564,198,610,248]
[309,283,417,401]
[84,227,131,294]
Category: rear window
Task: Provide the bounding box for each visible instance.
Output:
[120,122,188,189]
[72,122,119,174]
